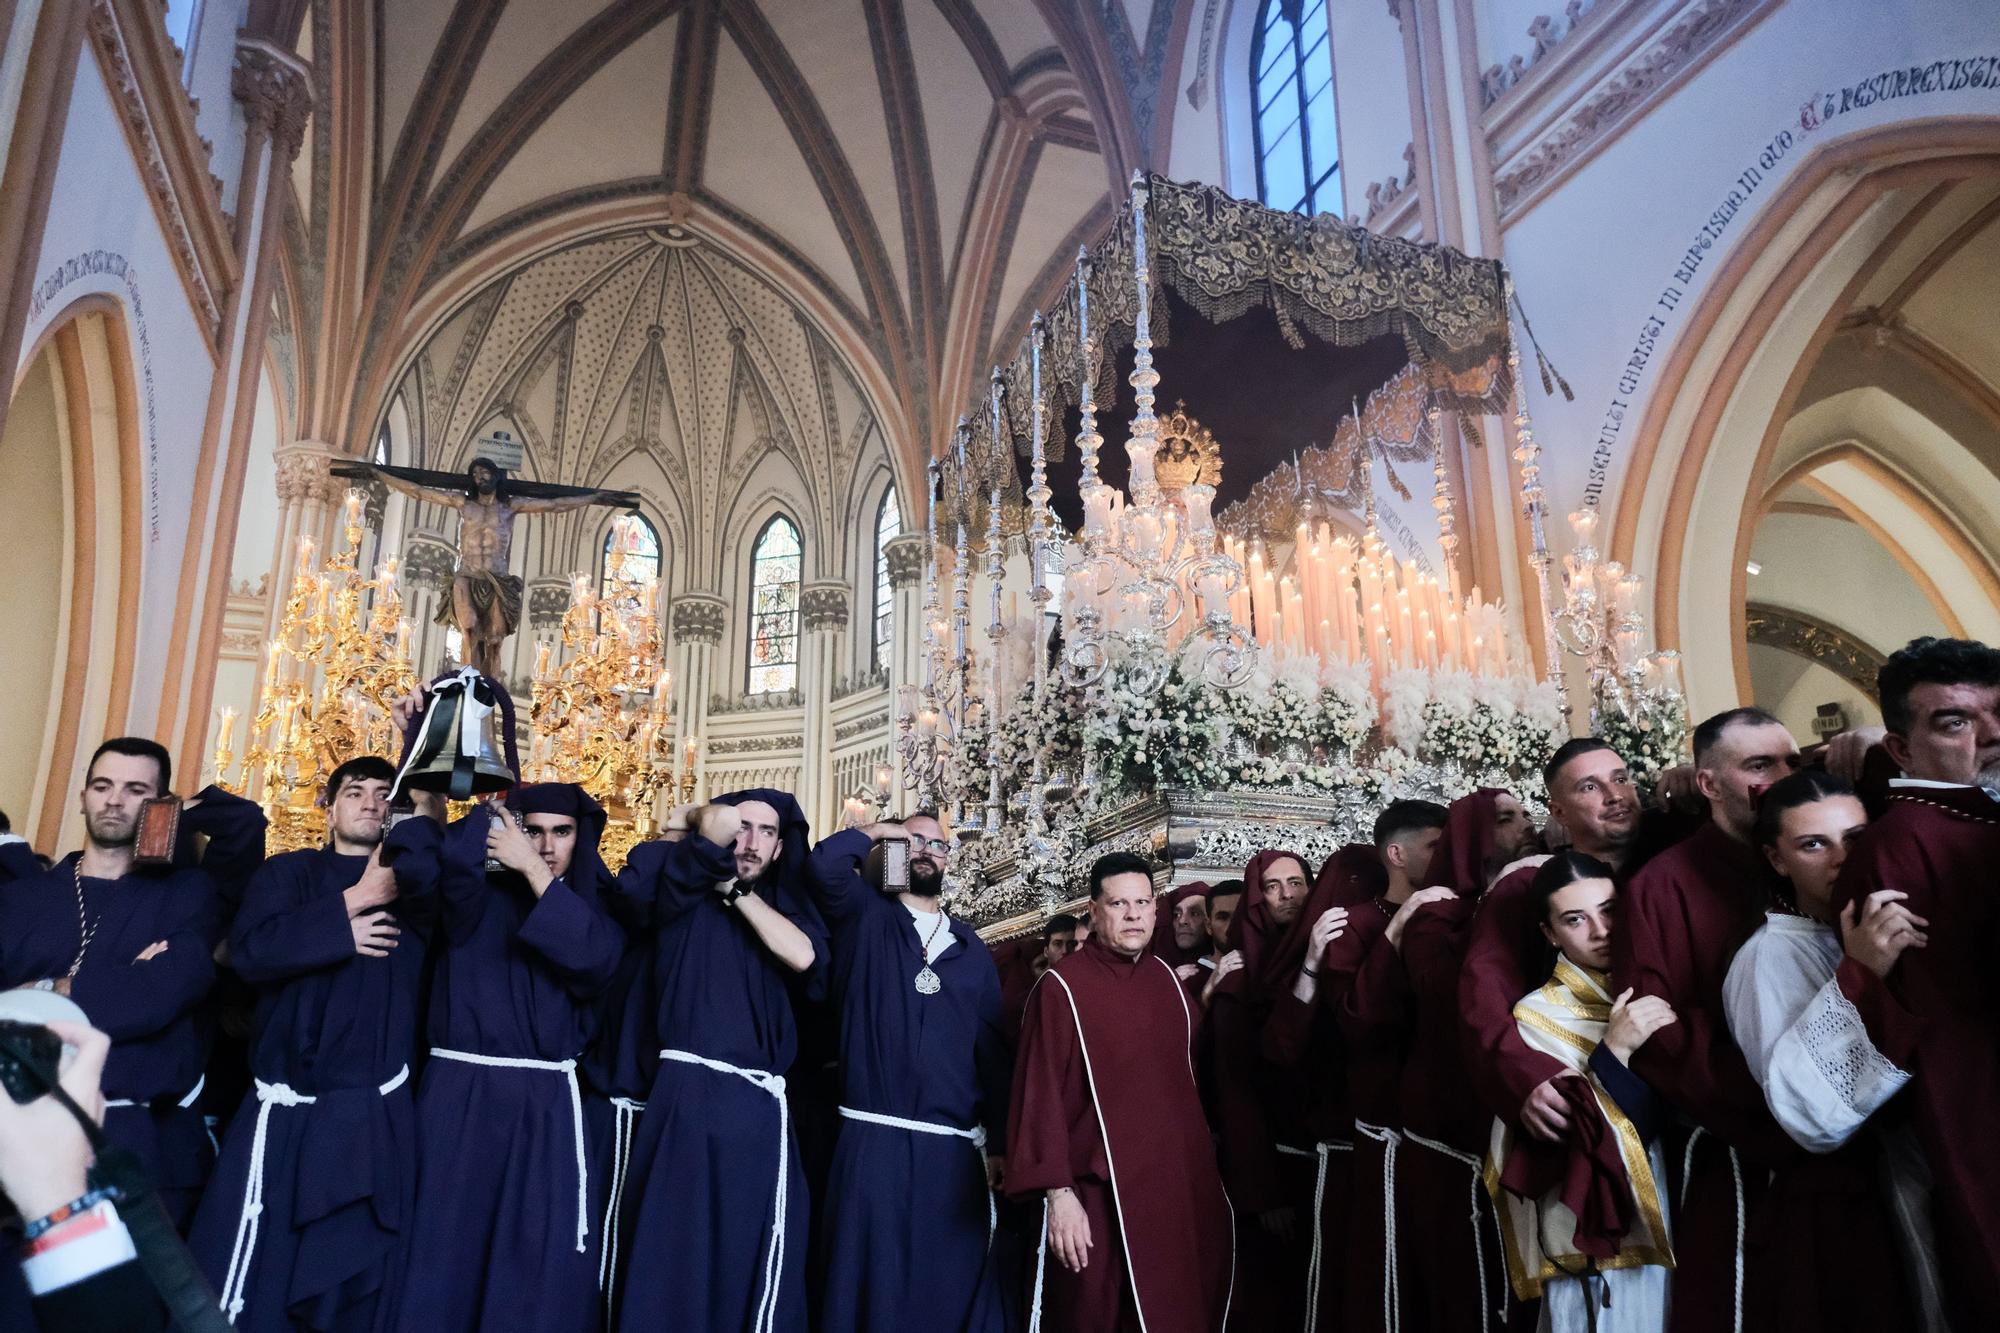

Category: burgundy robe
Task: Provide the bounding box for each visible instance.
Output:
[1318,898,1413,1333]
[1398,796,1513,1333]
[1613,821,1800,1333]
[1835,783,2000,1325]
[1208,852,1335,1331]
[1007,937,1232,1333]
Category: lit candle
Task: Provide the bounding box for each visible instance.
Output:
[396,618,412,661]
[875,764,892,795]
[535,640,552,680]
[217,707,236,754]
[297,533,315,571]
[344,489,362,527]
[265,639,281,681]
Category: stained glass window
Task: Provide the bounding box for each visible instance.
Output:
[872,489,900,673]
[1252,0,1340,216]
[747,516,802,695]
[600,513,662,617]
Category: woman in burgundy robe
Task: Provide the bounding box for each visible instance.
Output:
[1207,850,1349,1330]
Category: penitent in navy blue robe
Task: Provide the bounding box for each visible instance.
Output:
[803,828,1010,1333]
[188,846,434,1331]
[386,807,624,1333]
[610,833,826,1333]
[0,855,222,1223]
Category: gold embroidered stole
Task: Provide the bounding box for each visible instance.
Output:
[1484,958,1675,1299]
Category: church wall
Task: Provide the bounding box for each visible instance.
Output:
[180,0,247,215]
[1323,0,1416,220]
[1488,0,2000,711]
[18,48,221,743]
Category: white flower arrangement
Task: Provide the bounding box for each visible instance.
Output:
[1596,681,1690,797]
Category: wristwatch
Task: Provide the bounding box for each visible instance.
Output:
[721,883,749,907]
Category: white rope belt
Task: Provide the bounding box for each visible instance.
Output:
[215,1065,410,1324]
[598,1096,645,1308]
[1356,1121,1404,1333]
[105,1072,205,1111]
[661,1049,790,1333]
[838,1105,995,1240]
[1276,1139,1354,1333]
[1680,1127,1745,1333]
[1029,1195,1051,1333]
[1404,1130,1506,1333]
[429,1048,589,1254]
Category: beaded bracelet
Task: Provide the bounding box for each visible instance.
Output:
[22,1187,122,1243]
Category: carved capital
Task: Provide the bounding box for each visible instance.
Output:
[883,534,928,590]
[273,442,334,504]
[232,41,314,162]
[670,593,728,646]
[801,580,850,632]
[526,577,573,630]
[400,530,459,587]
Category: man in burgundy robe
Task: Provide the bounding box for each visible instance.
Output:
[1254,846,1379,1333]
[1612,707,1804,1333]
[1309,801,1447,1333]
[1007,852,1231,1333]
[1834,636,2000,1325]
[1208,850,1351,1330]
[1394,788,1535,1333]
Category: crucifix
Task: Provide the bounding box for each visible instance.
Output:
[335,452,640,678]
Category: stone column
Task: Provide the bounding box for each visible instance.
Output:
[161,38,315,762]
[882,534,927,809]
[399,532,459,678]
[261,441,336,650]
[668,593,727,800]
[799,580,850,830]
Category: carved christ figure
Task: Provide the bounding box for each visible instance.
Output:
[337,456,639,677]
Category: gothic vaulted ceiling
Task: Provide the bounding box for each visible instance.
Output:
[289,0,1201,491]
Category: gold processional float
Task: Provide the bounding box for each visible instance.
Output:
[211,174,1690,919]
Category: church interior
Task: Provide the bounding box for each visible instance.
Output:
[3,0,1997,921]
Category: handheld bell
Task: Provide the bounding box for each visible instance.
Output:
[391,669,520,802]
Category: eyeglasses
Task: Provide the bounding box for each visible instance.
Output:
[908,837,951,855]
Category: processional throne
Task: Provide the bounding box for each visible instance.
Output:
[901,175,1600,933]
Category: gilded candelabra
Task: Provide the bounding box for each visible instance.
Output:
[527,535,675,866]
[220,488,420,851]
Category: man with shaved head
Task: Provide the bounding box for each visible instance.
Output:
[1613,707,1803,1333]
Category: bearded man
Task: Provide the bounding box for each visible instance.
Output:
[610,789,826,1332]
[803,812,1009,1332]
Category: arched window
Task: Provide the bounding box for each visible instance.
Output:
[600,513,663,613]
[746,516,802,695]
[1251,0,1339,216]
[872,489,900,673]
